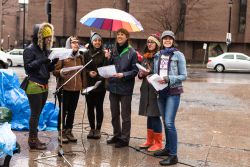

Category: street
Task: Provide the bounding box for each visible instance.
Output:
[7,67,250,167]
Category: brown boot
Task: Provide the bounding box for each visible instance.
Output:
[66,129,77,142]
[87,129,95,139]
[37,138,46,146]
[93,129,101,139]
[58,130,69,143]
[36,130,46,146]
[28,134,47,150]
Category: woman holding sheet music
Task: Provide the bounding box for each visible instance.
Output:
[153,30,187,166]
[137,33,163,152]
[53,36,86,144]
[84,32,107,139]
[23,22,58,150]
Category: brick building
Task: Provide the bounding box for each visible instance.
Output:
[1,0,250,63]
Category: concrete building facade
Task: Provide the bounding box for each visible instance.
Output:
[1,0,250,63]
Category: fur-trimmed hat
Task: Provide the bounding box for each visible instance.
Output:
[161,30,175,40]
[41,26,52,38]
[148,33,161,47]
[36,22,54,50]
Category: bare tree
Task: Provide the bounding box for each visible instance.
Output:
[150,0,201,34]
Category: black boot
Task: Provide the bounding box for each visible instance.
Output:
[159,155,178,166]
[107,137,119,144]
[154,148,169,156]
[115,140,129,148]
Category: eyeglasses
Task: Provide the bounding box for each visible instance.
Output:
[71,41,79,44]
[147,41,155,44]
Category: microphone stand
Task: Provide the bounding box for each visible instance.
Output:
[34,51,99,166]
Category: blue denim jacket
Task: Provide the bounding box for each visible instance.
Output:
[154,50,187,89]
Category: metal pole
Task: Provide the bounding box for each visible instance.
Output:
[7,35,10,51]
[23,4,25,49]
[227,0,232,52]
[0,25,3,50]
[48,0,51,23]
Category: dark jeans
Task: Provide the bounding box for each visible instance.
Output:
[147,116,162,133]
[86,91,106,130]
[27,92,48,135]
[109,92,132,143]
[57,90,80,130]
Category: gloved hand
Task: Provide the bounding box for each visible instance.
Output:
[39,57,51,64]
[51,58,59,65]
[60,69,69,78]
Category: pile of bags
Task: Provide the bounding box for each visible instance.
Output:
[0,69,58,131]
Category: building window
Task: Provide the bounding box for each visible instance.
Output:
[238,0,247,33]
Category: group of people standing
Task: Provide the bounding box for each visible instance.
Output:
[23,22,187,166]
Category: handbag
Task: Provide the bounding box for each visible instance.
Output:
[20,76,30,90]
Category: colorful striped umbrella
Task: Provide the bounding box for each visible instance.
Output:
[80,8,144,32]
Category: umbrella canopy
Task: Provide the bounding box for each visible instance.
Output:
[80,8,143,32]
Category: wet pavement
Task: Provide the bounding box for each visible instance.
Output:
[7,67,250,167]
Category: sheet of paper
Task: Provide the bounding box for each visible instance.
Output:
[82,81,102,94]
[97,65,117,78]
[49,49,73,60]
[61,65,83,73]
[136,63,148,72]
[147,74,168,91]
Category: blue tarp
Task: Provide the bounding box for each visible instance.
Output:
[0,69,58,131]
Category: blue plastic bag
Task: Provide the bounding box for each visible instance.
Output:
[38,102,58,131]
[0,123,16,158]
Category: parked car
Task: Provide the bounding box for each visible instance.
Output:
[0,51,9,69]
[207,52,250,72]
[5,49,24,67]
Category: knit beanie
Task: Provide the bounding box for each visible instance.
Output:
[161,30,175,40]
[41,26,52,38]
[148,33,161,47]
[90,31,102,43]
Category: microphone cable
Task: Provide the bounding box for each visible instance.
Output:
[103,131,196,167]
[71,121,196,166]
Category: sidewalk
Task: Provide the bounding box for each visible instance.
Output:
[186,63,207,68]
[9,69,250,167]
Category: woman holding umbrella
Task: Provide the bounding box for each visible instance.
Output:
[105,28,138,148]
